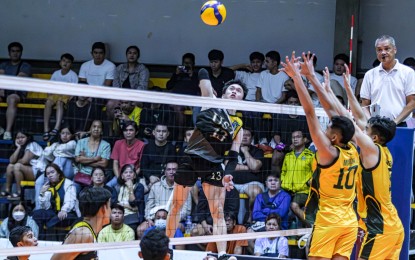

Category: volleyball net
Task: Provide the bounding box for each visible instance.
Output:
[0,74,328,259]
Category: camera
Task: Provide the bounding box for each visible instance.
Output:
[178,65,189,73]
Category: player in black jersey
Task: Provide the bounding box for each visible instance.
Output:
[167,69,246,259]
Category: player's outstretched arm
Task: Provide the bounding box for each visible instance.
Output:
[343,65,368,130]
[299,52,339,119]
[281,51,337,165]
[198,68,215,98]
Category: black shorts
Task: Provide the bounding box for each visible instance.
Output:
[174,154,237,187]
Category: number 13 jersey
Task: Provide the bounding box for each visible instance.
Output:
[305,142,360,227]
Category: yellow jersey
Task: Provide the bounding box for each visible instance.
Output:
[356,144,403,234]
[305,142,360,227]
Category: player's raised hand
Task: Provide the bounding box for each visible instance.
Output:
[280,51,301,78]
[322,67,331,92]
[222,174,234,192]
[300,51,316,77]
[342,64,352,92]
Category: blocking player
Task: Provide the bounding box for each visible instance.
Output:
[166,68,245,260]
[339,65,403,259]
[281,52,359,260]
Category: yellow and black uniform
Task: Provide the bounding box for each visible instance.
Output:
[175,108,242,187]
[305,142,360,258]
[64,220,98,260]
[357,144,404,260]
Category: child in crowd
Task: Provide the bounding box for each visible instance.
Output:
[2,130,43,199]
[43,53,78,141]
[7,226,38,260]
[35,126,77,209]
[0,202,39,238]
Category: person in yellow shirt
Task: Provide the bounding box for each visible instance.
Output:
[281,130,314,227]
[281,52,359,259]
[98,204,135,242]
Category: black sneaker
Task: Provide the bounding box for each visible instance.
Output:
[217,254,233,260]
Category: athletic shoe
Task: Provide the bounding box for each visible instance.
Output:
[3,131,12,140]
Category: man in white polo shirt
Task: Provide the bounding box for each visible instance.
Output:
[360,35,415,127]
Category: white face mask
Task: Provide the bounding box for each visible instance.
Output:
[12,212,25,222]
[154,219,167,230]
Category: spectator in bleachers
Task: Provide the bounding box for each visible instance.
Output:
[7,226,38,260]
[0,202,39,239]
[251,173,291,230]
[113,45,149,90]
[90,167,116,204]
[403,57,415,70]
[2,130,43,199]
[78,42,116,133]
[140,124,176,188]
[74,120,110,188]
[137,161,191,238]
[166,53,199,141]
[207,49,235,97]
[206,212,248,255]
[281,130,313,228]
[361,35,415,126]
[330,53,357,94]
[141,208,183,240]
[32,163,80,240]
[112,100,142,136]
[43,53,78,142]
[35,126,77,209]
[113,164,145,232]
[97,204,135,242]
[0,42,32,140]
[255,50,290,144]
[109,121,145,188]
[253,213,289,257]
[139,98,175,141]
[271,91,308,174]
[233,127,264,223]
[65,95,99,140]
[231,51,265,102]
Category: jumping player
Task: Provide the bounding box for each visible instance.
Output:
[339,65,403,259]
[281,52,359,259]
[166,68,245,260]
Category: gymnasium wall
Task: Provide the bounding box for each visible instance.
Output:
[0,0,336,69]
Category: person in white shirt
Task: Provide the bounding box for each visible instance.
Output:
[360,35,415,126]
[330,53,358,95]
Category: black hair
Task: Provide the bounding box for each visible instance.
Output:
[224,211,237,222]
[249,51,265,62]
[91,42,106,53]
[126,45,140,59]
[153,123,169,131]
[78,187,112,217]
[14,130,34,160]
[121,121,139,133]
[372,59,381,68]
[8,42,23,52]
[9,226,32,247]
[57,124,74,144]
[208,49,224,61]
[117,164,137,185]
[222,79,248,99]
[44,163,65,182]
[403,57,415,67]
[266,172,280,180]
[243,126,254,138]
[285,90,299,101]
[140,228,170,260]
[333,53,349,65]
[111,203,125,214]
[330,115,355,144]
[182,53,195,65]
[7,202,28,233]
[266,213,282,227]
[367,115,396,145]
[265,51,281,66]
[61,53,74,63]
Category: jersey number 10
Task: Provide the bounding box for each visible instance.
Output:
[333,165,358,190]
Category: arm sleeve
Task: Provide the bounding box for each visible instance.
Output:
[61,183,77,213]
[137,65,149,90]
[130,183,145,223]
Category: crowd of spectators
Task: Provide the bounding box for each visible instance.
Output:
[0,34,414,258]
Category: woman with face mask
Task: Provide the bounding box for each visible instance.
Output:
[0,202,39,238]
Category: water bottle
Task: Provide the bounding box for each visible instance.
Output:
[184,215,192,237]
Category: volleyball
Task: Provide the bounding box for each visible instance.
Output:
[200,1,227,26]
